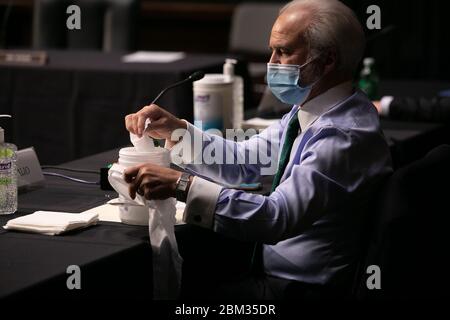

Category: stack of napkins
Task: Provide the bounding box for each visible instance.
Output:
[3,211,99,235]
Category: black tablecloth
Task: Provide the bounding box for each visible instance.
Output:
[0,50,227,164]
[0,148,256,300]
[0,222,152,300]
[0,149,154,300]
[0,118,447,300]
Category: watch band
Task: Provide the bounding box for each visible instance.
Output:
[175,172,191,202]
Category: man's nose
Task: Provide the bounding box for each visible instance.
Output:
[269,51,280,64]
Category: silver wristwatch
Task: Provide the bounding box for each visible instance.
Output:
[175,172,191,202]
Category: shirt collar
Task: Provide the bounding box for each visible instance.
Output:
[296,81,353,131]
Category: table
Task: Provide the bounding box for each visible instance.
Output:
[0,50,227,165]
[0,117,447,300]
[0,148,255,300]
[0,149,154,300]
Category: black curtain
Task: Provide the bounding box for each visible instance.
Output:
[342,0,448,80]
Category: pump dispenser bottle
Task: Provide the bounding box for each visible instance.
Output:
[223,59,244,129]
[0,115,17,215]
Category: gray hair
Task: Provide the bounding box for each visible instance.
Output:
[280,0,365,76]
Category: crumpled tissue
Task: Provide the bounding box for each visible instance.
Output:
[109,132,183,299]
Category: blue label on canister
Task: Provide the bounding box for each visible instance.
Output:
[193,92,223,131]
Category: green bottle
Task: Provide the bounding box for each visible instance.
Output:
[358,57,379,100]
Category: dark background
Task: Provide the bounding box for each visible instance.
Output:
[1,0,449,165]
[1,1,449,302]
[1,0,449,80]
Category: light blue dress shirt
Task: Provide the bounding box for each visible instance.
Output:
[173,81,393,285]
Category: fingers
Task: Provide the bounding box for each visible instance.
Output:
[123,164,141,183]
[125,113,143,136]
[142,184,153,200]
[125,113,136,134]
[130,174,160,200]
[136,105,154,136]
[128,168,147,200]
[124,164,143,199]
[125,104,163,136]
[125,164,158,199]
[137,184,160,200]
[136,113,147,137]
[144,118,165,133]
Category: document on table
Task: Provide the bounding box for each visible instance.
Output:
[81,200,186,225]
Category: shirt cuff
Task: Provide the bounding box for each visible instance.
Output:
[183,176,223,229]
[169,120,204,167]
[380,96,394,117]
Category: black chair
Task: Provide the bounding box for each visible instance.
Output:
[229,2,283,110]
[354,144,450,299]
[32,0,138,51]
[229,2,281,75]
[175,224,256,300]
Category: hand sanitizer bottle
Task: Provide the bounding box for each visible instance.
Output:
[0,115,17,215]
[223,59,244,129]
[358,57,379,100]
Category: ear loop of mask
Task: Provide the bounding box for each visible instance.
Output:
[298,54,323,88]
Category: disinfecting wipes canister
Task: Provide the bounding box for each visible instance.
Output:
[193,74,233,131]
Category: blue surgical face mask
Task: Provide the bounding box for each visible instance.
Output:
[267,58,319,105]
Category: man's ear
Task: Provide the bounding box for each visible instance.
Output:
[322,48,337,74]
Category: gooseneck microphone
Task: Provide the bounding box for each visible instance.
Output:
[151,71,205,105]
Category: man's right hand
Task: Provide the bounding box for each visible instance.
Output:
[125,104,187,142]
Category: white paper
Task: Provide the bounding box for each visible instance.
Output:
[122,51,185,63]
[82,203,122,223]
[3,211,98,235]
[106,132,183,299]
[108,163,147,205]
[148,199,183,299]
[81,201,186,225]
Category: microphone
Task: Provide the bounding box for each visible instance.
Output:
[151,71,205,105]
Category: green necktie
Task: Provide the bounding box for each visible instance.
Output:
[271,110,300,192]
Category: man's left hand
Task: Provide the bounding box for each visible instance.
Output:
[123,164,182,200]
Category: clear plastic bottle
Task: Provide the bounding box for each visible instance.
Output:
[0,115,17,215]
[223,59,244,129]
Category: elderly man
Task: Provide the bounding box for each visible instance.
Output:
[124,0,392,299]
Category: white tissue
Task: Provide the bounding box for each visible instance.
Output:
[148,199,183,299]
[107,131,183,299]
[3,211,99,235]
[130,132,155,152]
[130,118,156,152]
